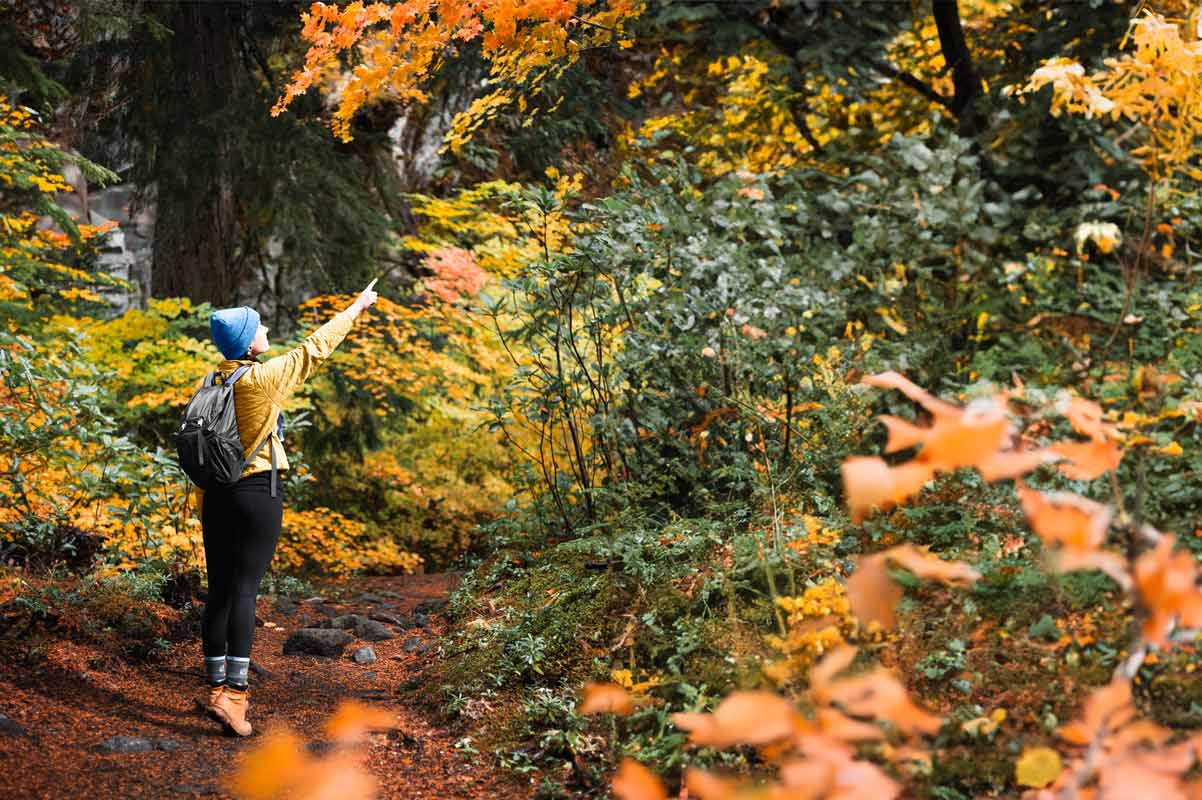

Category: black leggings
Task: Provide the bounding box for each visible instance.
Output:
[200,471,283,660]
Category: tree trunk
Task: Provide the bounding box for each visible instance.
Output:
[150,3,244,304]
[932,0,987,134]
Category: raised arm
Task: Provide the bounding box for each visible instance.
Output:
[254,279,379,406]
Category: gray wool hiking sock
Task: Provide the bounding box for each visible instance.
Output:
[205,655,227,686]
[227,656,250,688]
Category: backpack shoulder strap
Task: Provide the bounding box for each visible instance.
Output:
[227,364,254,385]
[206,364,253,388]
[238,428,279,498]
[229,363,279,497]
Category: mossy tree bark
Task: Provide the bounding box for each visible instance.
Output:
[149,2,245,304]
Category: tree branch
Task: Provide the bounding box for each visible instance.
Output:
[932,0,987,132]
[720,7,825,154]
[871,60,954,111]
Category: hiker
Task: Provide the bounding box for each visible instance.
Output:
[195,279,378,736]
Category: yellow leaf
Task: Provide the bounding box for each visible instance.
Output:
[1015,746,1062,788]
[875,306,908,335]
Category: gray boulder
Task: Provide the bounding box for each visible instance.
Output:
[283,628,353,657]
[354,619,396,642]
[369,612,405,626]
[414,598,447,615]
[352,646,377,665]
[97,736,154,754]
[329,613,367,630]
[0,715,27,738]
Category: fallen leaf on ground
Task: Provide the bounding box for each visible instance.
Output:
[1015,747,1062,788]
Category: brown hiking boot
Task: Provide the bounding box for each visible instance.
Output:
[197,683,225,716]
[209,685,252,737]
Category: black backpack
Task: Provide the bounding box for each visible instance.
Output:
[175,365,279,497]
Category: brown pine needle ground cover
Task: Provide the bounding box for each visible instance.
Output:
[0,573,527,800]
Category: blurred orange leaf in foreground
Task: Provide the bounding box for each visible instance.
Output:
[1134,535,1202,648]
[672,691,804,748]
[229,701,393,800]
[846,545,980,629]
[579,682,635,715]
[612,758,668,800]
[324,699,397,745]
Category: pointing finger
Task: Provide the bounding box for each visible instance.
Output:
[365,278,378,292]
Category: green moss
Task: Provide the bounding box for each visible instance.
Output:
[930,748,1014,796]
[1148,672,1202,727]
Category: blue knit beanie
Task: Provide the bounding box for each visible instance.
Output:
[210,307,260,360]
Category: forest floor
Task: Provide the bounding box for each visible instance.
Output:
[0,572,529,800]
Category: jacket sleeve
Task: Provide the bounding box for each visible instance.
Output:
[254,309,355,407]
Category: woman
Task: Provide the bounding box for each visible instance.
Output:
[197,279,378,737]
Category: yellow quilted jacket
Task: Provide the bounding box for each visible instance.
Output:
[193,309,355,513]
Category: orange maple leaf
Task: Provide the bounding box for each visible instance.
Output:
[841,457,935,523]
[846,552,903,629]
[612,758,668,800]
[1134,535,1202,647]
[681,768,741,800]
[780,749,900,799]
[1059,396,1118,441]
[977,448,1058,482]
[1017,486,1112,551]
[822,668,943,736]
[850,373,1042,521]
[862,372,1011,469]
[1052,438,1123,481]
[579,682,634,715]
[861,371,961,418]
[1057,678,1135,746]
[324,700,397,745]
[808,645,941,739]
[846,545,980,629]
[671,691,805,749]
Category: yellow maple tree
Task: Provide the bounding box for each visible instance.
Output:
[1015,8,1202,184]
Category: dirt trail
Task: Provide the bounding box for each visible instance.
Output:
[0,573,525,800]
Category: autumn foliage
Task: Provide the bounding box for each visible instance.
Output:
[273,0,642,144]
[583,367,1202,799]
[1015,9,1202,183]
[585,644,940,800]
[9,2,1202,798]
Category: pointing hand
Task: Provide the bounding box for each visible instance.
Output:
[352,278,379,315]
